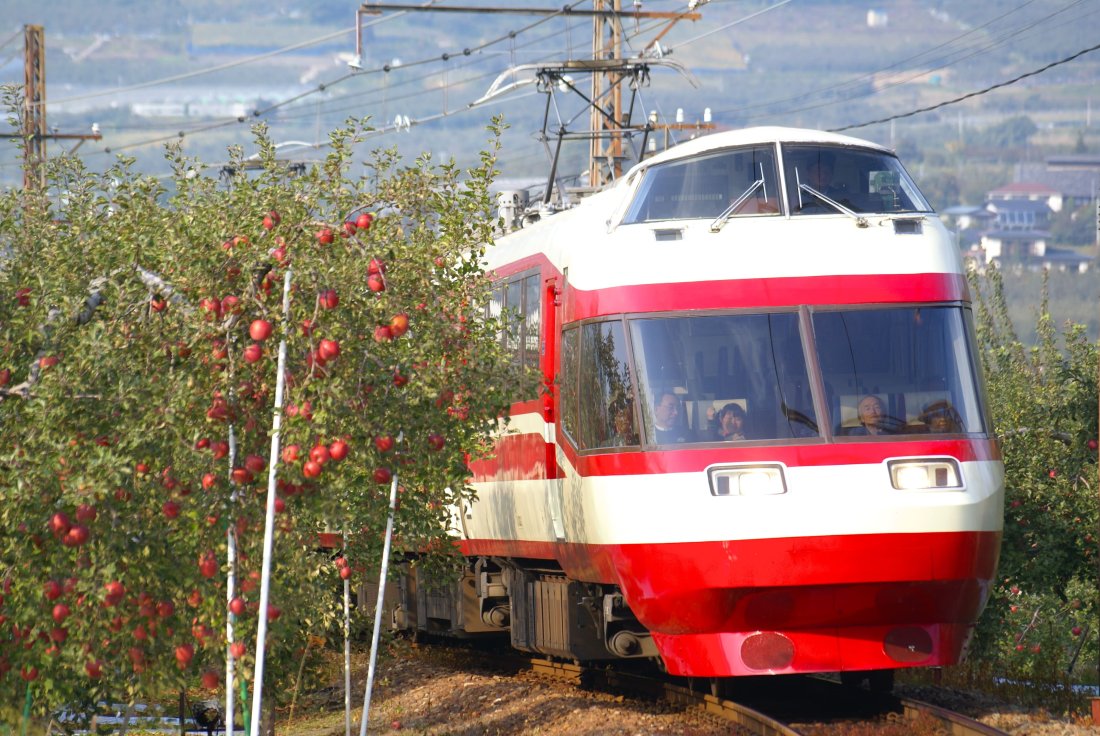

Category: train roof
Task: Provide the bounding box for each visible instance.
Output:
[625,126,893,176]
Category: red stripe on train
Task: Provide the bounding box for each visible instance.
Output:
[567,272,969,318]
[469,436,1000,481]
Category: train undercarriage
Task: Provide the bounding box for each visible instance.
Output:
[391,557,658,662]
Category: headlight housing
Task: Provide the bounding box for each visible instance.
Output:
[708,464,787,496]
[887,458,963,491]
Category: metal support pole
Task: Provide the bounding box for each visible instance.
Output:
[358,473,400,736]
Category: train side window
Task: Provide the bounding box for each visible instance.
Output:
[577,320,635,450]
[490,270,542,371]
[559,327,580,447]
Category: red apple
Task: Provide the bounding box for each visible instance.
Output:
[75,503,97,522]
[374,435,394,453]
[162,501,180,519]
[49,627,67,643]
[357,213,374,231]
[211,441,229,460]
[221,294,240,315]
[202,669,220,689]
[274,497,285,514]
[302,460,322,479]
[85,659,103,679]
[199,552,218,578]
[367,273,386,293]
[368,257,386,274]
[318,289,339,310]
[244,454,266,474]
[150,296,167,313]
[392,371,408,388]
[175,643,194,668]
[373,467,392,484]
[231,468,254,485]
[249,319,273,341]
[329,439,349,462]
[156,600,174,618]
[62,524,90,547]
[343,220,357,236]
[1072,626,1083,636]
[21,666,38,682]
[49,511,72,537]
[202,473,217,491]
[373,325,393,343]
[281,444,301,464]
[229,597,246,616]
[243,343,263,363]
[187,589,202,607]
[309,444,331,465]
[427,433,446,452]
[0,368,10,386]
[389,313,409,337]
[38,355,59,370]
[104,581,125,607]
[266,604,281,622]
[318,339,340,361]
[230,641,246,659]
[339,566,351,580]
[316,228,334,245]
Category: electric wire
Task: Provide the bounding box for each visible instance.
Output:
[81,0,593,156]
[829,39,1100,132]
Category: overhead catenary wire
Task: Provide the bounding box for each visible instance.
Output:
[829,39,1100,132]
[73,0,593,157]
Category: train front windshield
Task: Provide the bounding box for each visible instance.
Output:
[559,306,989,449]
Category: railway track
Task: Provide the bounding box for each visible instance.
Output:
[524,655,1009,736]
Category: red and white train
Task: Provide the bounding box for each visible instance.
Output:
[393,126,1004,688]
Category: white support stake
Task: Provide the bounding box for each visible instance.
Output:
[249,269,293,736]
[226,425,239,734]
[343,532,352,736]
[358,473,399,736]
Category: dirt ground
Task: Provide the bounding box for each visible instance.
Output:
[281,641,1100,736]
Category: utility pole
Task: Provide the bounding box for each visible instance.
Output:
[22,24,45,190]
[1,24,103,190]
[589,0,622,188]
[355,2,700,194]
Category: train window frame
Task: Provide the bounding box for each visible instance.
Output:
[808,303,990,438]
[488,268,542,372]
[621,144,783,225]
[780,144,933,216]
[627,308,821,446]
[558,317,639,453]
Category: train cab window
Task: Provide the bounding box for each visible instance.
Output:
[782,145,932,216]
[812,306,988,437]
[559,321,637,450]
[489,271,541,370]
[629,312,818,444]
[622,146,781,224]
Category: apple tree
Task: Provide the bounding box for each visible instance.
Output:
[0,105,530,723]
[968,265,1098,685]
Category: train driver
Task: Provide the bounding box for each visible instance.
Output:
[653,391,691,444]
[849,394,899,436]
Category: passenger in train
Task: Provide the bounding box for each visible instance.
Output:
[711,402,748,441]
[849,394,900,436]
[608,401,639,446]
[653,391,691,444]
[919,400,963,433]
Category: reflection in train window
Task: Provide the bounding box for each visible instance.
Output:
[489,270,541,370]
[559,321,637,451]
[782,145,932,216]
[628,312,817,444]
[812,306,987,436]
[623,146,781,224]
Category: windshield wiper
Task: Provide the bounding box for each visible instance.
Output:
[795,169,869,227]
[709,179,763,232]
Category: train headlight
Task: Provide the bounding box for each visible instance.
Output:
[708,464,787,496]
[887,458,963,491]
